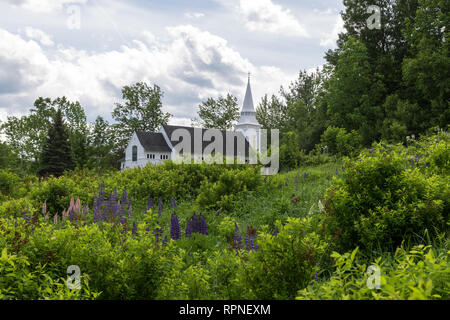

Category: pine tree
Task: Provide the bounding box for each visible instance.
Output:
[39,109,74,177]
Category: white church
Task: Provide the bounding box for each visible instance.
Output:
[120,75,261,170]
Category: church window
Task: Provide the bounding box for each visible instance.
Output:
[132,146,138,161]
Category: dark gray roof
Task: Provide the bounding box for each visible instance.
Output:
[136,131,172,152]
[162,125,250,158]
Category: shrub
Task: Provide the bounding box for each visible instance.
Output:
[297,245,450,300]
[235,217,327,299]
[197,167,263,211]
[321,139,449,253]
[320,126,362,157]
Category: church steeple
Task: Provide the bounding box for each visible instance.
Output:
[235,73,261,151]
[242,73,255,112]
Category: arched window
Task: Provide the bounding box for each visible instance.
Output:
[132,146,138,161]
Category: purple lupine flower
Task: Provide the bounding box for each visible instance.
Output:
[199,213,208,235]
[170,197,177,210]
[250,234,258,251]
[154,222,163,241]
[121,188,127,205]
[110,190,118,217]
[245,236,250,251]
[132,222,138,236]
[99,182,105,200]
[170,213,181,240]
[313,273,318,281]
[272,229,278,237]
[185,219,193,238]
[415,154,420,164]
[162,236,168,247]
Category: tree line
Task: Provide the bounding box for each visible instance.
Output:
[1,0,448,175]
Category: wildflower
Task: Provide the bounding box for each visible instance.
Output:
[170,197,177,209]
[233,223,242,250]
[154,222,163,241]
[53,214,59,224]
[162,236,168,247]
[170,213,181,240]
[313,273,318,281]
[272,229,278,237]
[121,188,127,203]
[185,219,193,238]
[132,222,138,236]
[42,201,47,215]
[199,213,208,235]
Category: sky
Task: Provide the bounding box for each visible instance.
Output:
[0,0,345,126]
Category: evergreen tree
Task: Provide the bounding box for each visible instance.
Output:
[39,109,74,177]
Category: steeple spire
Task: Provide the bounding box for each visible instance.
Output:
[242,73,255,112]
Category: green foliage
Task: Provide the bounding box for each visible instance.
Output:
[0,248,99,300]
[112,82,171,151]
[197,167,263,211]
[320,126,362,157]
[297,245,450,300]
[192,94,240,130]
[321,134,449,252]
[235,217,327,299]
[39,109,74,177]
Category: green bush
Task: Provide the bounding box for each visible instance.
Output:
[321,139,449,253]
[320,126,362,157]
[197,167,263,211]
[297,245,450,300]
[0,248,99,300]
[235,217,327,299]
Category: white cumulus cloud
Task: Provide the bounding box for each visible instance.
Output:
[0,25,293,124]
[238,0,308,38]
[8,0,87,13]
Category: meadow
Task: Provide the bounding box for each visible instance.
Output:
[0,131,448,300]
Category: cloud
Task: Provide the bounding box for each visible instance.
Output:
[320,15,344,47]
[185,12,205,19]
[8,0,87,13]
[21,27,54,46]
[0,25,293,124]
[238,0,308,38]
